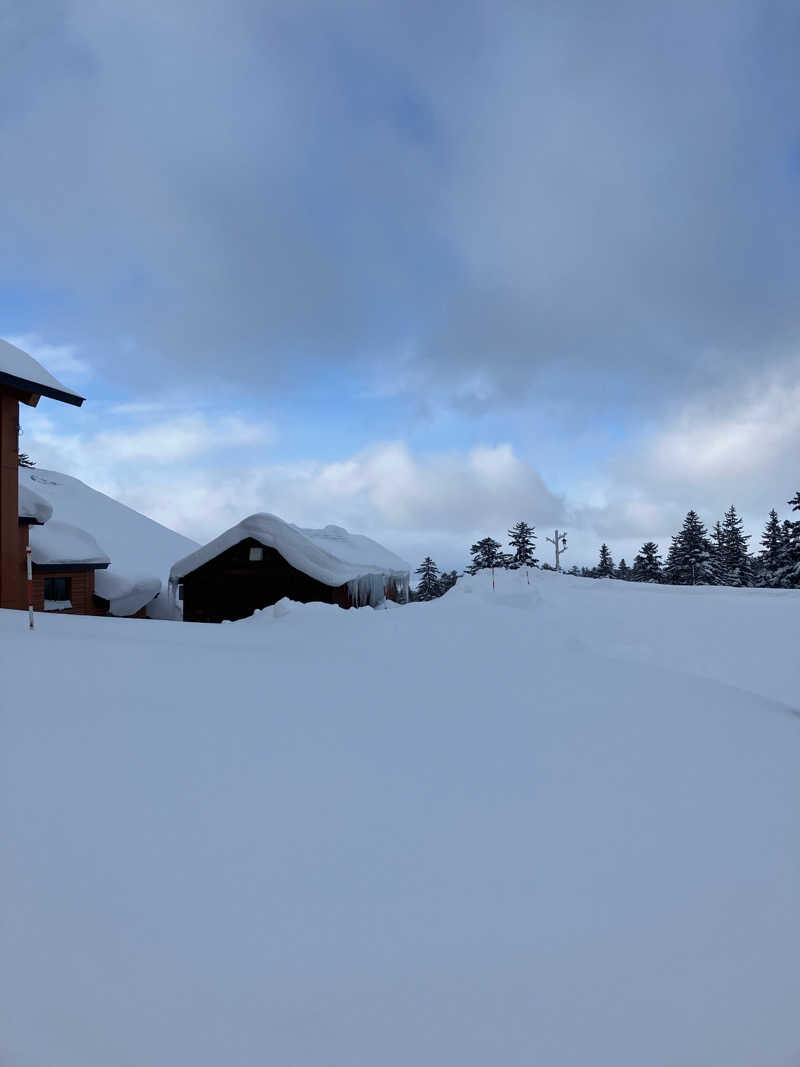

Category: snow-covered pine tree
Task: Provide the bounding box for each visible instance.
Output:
[596,543,615,578]
[632,541,662,583]
[718,505,752,586]
[775,492,800,587]
[665,510,716,585]
[467,537,503,574]
[757,509,784,587]
[507,521,538,569]
[18,452,35,468]
[414,557,441,601]
[711,521,729,586]
[616,558,630,580]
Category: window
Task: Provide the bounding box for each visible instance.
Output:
[44,577,71,601]
[177,583,184,601]
[249,546,264,561]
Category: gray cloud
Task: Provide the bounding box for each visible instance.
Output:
[1,0,798,412]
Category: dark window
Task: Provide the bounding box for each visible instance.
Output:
[44,577,71,601]
[177,583,184,601]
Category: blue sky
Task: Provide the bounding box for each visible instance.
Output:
[2,0,799,570]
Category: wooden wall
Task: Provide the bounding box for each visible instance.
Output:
[182,537,358,622]
[31,568,106,616]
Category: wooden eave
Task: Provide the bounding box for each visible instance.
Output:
[0,370,84,407]
[32,561,110,573]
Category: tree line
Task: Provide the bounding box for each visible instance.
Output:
[583,491,800,588]
[410,489,800,600]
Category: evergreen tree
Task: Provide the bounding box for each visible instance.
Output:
[467,537,503,574]
[596,543,614,578]
[718,505,752,586]
[507,521,538,568]
[757,509,784,587]
[775,492,800,588]
[616,558,630,580]
[665,510,716,585]
[18,452,35,468]
[632,541,662,583]
[710,520,728,586]
[438,570,459,595]
[414,557,441,601]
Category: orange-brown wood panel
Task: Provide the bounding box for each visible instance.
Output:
[32,569,105,616]
[0,391,21,609]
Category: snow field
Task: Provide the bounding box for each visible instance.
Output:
[0,568,798,1067]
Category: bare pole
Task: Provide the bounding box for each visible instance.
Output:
[545,529,568,572]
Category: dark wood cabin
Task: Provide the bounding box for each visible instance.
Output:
[178,536,403,623]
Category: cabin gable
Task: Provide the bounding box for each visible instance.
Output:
[181,537,350,623]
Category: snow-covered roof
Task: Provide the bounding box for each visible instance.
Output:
[0,337,84,407]
[170,513,410,587]
[295,523,410,575]
[94,572,162,618]
[20,468,200,617]
[18,483,53,525]
[29,520,110,568]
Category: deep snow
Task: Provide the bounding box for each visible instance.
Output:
[1,569,798,1067]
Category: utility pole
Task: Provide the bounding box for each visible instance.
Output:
[546,529,568,572]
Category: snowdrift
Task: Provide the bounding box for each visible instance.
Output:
[1,568,798,1067]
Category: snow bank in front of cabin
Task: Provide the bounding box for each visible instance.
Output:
[17,483,53,524]
[0,572,798,1067]
[170,513,409,605]
[19,468,199,617]
[28,519,110,567]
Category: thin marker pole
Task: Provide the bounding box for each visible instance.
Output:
[26,543,34,630]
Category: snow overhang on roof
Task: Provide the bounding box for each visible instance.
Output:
[18,484,54,525]
[0,337,85,407]
[170,513,410,588]
[29,520,110,568]
[94,571,162,617]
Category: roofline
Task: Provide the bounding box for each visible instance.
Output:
[0,370,85,407]
[32,561,110,572]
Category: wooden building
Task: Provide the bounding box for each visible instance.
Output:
[170,514,410,623]
[0,338,84,611]
[27,517,111,616]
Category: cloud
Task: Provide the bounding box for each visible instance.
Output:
[570,360,800,561]
[1,0,798,413]
[22,410,566,566]
[25,411,274,476]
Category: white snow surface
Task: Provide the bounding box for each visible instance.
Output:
[1,568,798,1067]
[17,483,53,524]
[0,336,83,401]
[28,519,110,567]
[296,522,410,574]
[20,468,199,616]
[170,512,410,593]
